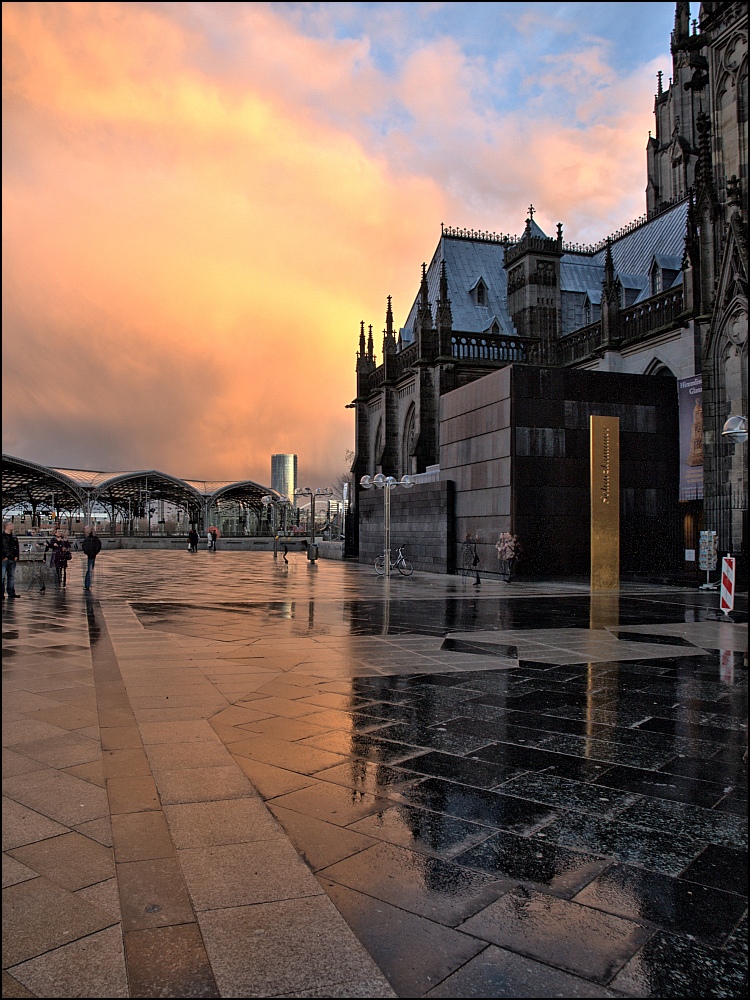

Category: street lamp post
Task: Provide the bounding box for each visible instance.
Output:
[294,487,333,561]
[261,495,293,557]
[360,474,415,578]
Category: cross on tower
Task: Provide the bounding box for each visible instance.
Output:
[527,204,535,221]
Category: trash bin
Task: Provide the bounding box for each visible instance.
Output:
[307,543,318,561]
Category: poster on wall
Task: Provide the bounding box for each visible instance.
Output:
[678,375,703,501]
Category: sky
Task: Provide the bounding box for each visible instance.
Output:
[2,1,678,488]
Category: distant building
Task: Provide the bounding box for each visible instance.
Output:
[352,2,747,579]
[271,454,297,501]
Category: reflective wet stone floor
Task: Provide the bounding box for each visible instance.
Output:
[2,551,748,997]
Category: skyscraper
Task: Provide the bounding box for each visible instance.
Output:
[271,454,297,501]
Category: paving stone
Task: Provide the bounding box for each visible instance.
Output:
[124,924,219,998]
[2,798,68,851]
[197,896,395,997]
[8,925,128,998]
[460,887,653,983]
[116,857,196,932]
[178,839,323,910]
[2,876,117,967]
[424,944,624,997]
[9,831,115,890]
[4,768,108,826]
[153,764,253,804]
[111,810,175,862]
[321,877,486,996]
[164,798,284,849]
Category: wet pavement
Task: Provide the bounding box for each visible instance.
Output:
[2,551,747,998]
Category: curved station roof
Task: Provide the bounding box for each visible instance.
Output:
[1,455,283,516]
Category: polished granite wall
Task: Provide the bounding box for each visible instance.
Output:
[441,365,680,579]
[359,481,454,573]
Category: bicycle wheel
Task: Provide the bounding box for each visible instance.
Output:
[397,558,413,577]
[374,555,386,575]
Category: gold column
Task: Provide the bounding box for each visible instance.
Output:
[590,415,620,590]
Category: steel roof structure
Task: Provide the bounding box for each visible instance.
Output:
[2,455,283,518]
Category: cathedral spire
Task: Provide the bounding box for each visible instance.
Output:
[382,295,397,356]
[436,259,452,336]
[696,111,713,188]
[417,263,432,326]
[367,324,374,361]
[603,238,615,290]
[358,320,366,358]
[672,2,690,48]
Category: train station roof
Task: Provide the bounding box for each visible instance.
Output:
[2,455,282,514]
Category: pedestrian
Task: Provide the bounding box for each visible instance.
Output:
[471,538,481,587]
[188,527,199,553]
[208,527,218,551]
[58,534,72,587]
[495,533,521,582]
[82,525,102,590]
[45,529,66,587]
[2,522,21,599]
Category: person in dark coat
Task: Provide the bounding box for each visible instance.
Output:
[2,522,20,599]
[82,526,102,590]
[188,527,199,553]
[45,529,66,587]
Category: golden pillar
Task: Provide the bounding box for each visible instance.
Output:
[590,415,620,590]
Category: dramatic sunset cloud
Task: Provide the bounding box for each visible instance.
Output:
[2,1,675,486]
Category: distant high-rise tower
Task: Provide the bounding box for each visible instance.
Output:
[271,454,297,501]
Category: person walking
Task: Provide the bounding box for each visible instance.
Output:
[2,522,20,599]
[188,527,199,553]
[58,534,72,587]
[82,525,102,590]
[208,527,218,551]
[45,529,66,588]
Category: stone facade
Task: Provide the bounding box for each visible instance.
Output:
[441,365,679,579]
[358,480,454,574]
[351,3,747,578]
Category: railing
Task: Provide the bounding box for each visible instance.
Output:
[450,335,529,362]
[391,342,418,379]
[557,322,603,365]
[441,224,520,244]
[556,286,685,365]
[621,287,684,343]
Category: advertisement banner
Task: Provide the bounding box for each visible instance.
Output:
[678,376,703,500]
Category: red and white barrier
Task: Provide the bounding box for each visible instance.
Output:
[720,556,735,614]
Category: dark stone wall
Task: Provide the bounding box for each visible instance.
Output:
[442,364,680,579]
[440,367,513,575]
[358,480,454,573]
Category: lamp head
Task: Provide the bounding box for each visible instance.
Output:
[359,475,372,489]
[722,415,748,444]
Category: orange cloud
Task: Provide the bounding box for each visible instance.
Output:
[2,2,444,485]
[2,2,668,486]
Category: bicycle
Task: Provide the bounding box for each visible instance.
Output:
[374,546,414,576]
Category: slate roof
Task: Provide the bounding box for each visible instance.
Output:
[397,199,689,349]
[590,200,688,272]
[399,236,516,345]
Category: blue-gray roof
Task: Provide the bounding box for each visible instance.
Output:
[397,199,688,348]
[560,259,604,296]
[590,200,688,272]
[400,236,516,344]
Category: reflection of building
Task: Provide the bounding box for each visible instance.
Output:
[271,454,297,502]
[352,3,747,578]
